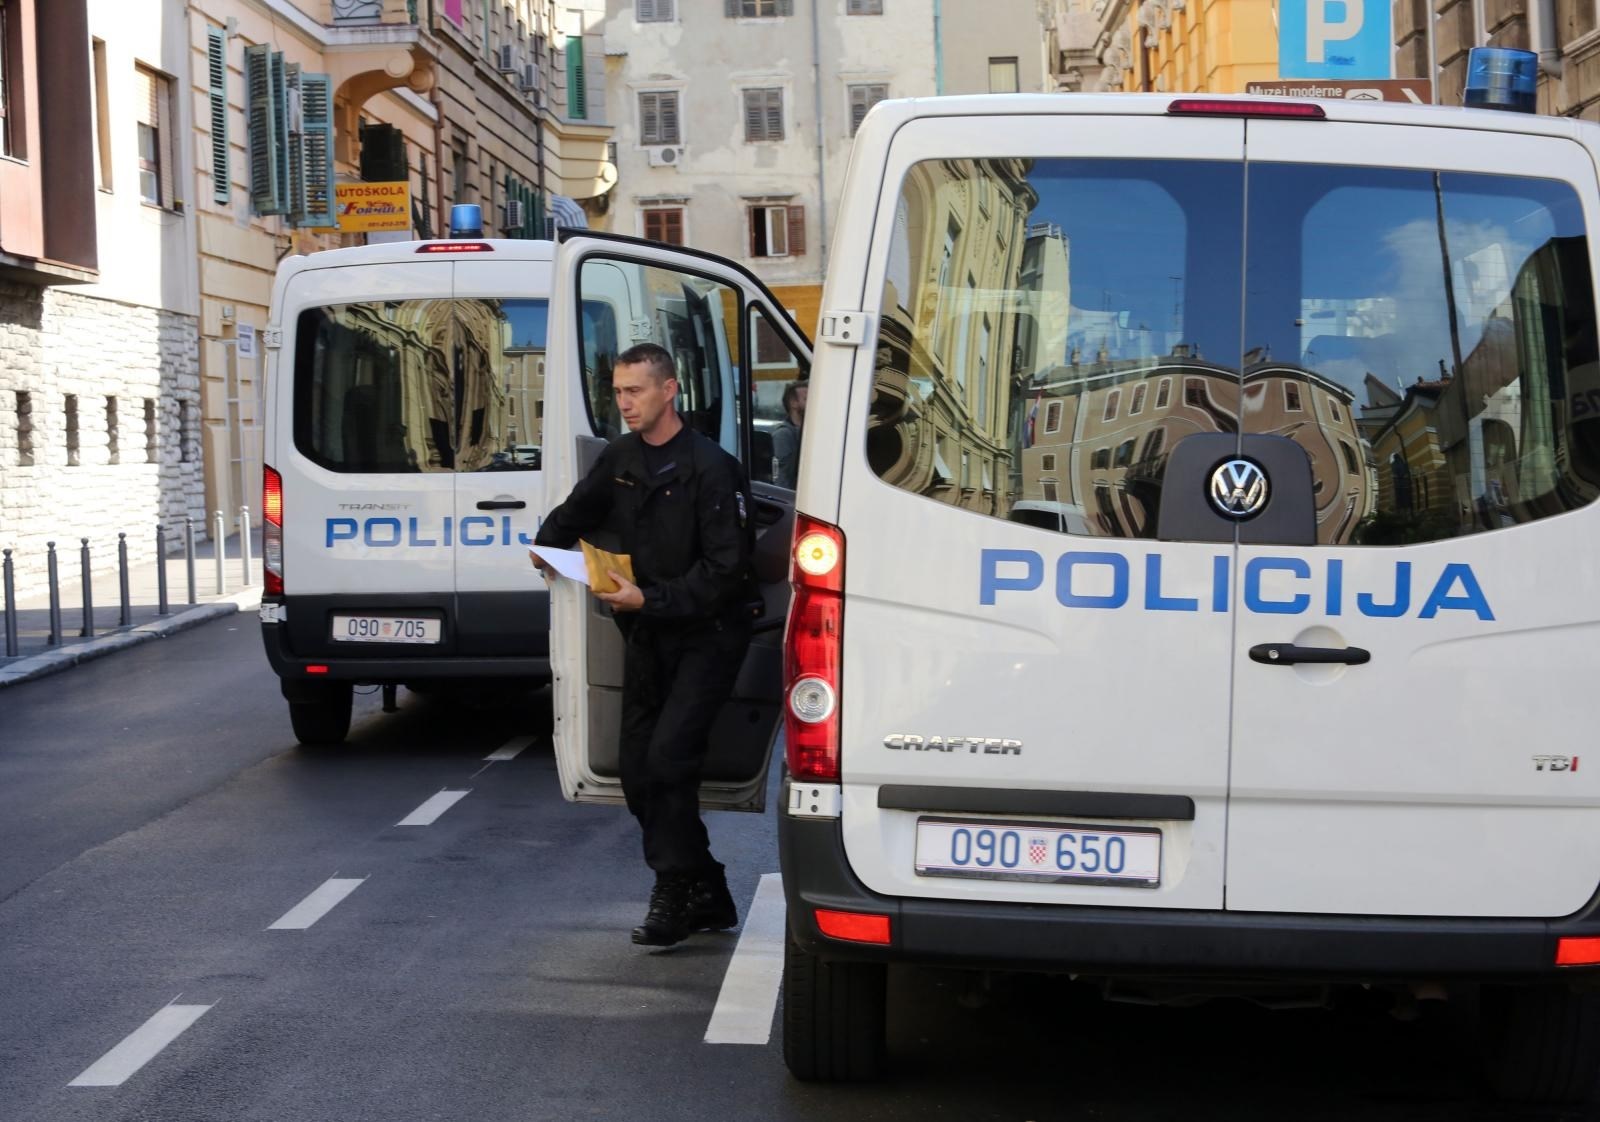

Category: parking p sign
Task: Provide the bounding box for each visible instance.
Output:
[1279,0,1393,80]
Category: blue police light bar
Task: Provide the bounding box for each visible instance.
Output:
[1463,47,1538,114]
[449,203,484,237]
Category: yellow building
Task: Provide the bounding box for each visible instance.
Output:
[186,0,612,524]
[1049,0,1280,94]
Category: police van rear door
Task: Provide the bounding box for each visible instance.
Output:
[544,232,809,811]
[275,258,460,650]
[450,250,553,657]
[834,110,1247,911]
[1226,114,1600,917]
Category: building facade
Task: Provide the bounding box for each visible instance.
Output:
[596,0,1049,421]
[1047,0,1277,93]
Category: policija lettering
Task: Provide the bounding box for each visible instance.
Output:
[979,550,1494,620]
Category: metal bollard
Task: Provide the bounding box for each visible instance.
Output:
[184,516,197,605]
[213,510,226,595]
[46,541,61,646]
[239,505,252,585]
[118,533,132,627]
[156,523,169,616]
[2,548,16,657]
[79,538,94,637]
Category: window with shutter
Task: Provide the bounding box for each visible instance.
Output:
[642,206,684,245]
[734,0,784,15]
[743,88,782,142]
[566,36,586,119]
[245,45,285,215]
[207,27,229,204]
[134,66,173,209]
[848,83,886,135]
[748,203,799,257]
[640,91,680,144]
[847,0,884,11]
[637,0,674,20]
[297,73,334,227]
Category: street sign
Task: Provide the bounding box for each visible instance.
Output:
[1278,0,1394,80]
[334,181,411,234]
[1246,79,1433,103]
[236,323,258,360]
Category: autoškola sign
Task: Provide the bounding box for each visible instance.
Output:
[335,181,410,233]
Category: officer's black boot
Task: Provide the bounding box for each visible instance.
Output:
[632,872,694,947]
[685,862,737,932]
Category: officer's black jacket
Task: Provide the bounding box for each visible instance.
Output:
[534,425,755,623]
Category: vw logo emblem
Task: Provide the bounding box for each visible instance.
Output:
[1209,459,1269,519]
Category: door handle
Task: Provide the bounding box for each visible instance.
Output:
[476,499,526,510]
[1249,643,1370,666]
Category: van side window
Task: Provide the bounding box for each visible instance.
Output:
[866,156,1245,537]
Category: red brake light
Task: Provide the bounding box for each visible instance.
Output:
[415,241,494,253]
[815,908,891,945]
[784,514,844,782]
[1167,98,1326,120]
[263,464,284,597]
[306,665,329,675]
[1557,936,1600,966]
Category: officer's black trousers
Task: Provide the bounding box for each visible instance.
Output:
[618,618,751,875]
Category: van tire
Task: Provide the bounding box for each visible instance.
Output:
[1480,983,1600,1104]
[782,926,886,1082]
[288,685,353,746]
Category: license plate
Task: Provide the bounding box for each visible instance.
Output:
[330,615,441,644]
[914,817,1161,887]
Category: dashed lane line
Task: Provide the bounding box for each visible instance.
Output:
[484,736,535,762]
[704,873,786,1046]
[396,789,472,827]
[69,1001,213,1087]
[268,876,368,931]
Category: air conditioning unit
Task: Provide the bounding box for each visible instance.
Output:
[504,197,526,228]
[646,145,683,168]
[496,44,517,73]
[519,63,540,92]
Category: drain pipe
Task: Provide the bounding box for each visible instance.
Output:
[934,0,945,94]
[1531,0,1565,77]
[811,0,829,273]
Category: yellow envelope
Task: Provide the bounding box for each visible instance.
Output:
[580,539,635,594]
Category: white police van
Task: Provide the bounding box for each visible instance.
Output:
[259,215,558,744]
[541,49,1600,1103]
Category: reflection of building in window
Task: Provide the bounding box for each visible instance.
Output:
[1130,384,1146,414]
[1041,453,1056,472]
[1114,439,1134,468]
[1103,389,1120,421]
[1339,439,1360,474]
[1141,427,1165,460]
[1090,447,1110,469]
[1184,378,1205,407]
[1044,400,1063,433]
[1328,397,1342,422]
[1042,480,1058,501]
[1154,378,1171,409]
[1284,382,1302,411]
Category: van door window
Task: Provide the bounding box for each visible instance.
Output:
[575,257,746,463]
[1242,166,1599,544]
[750,304,810,487]
[866,157,1245,536]
[292,297,548,473]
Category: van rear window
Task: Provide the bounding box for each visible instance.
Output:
[869,157,1600,544]
[293,298,547,473]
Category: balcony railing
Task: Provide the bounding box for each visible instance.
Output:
[331,0,417,24]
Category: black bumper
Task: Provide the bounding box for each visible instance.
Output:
[260,591,550,685]
[779,783,1600,983]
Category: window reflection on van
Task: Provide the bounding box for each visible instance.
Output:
[293,297,548,473]
[868,157,1600,543]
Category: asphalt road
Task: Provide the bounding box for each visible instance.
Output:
[0,616,1591,1121]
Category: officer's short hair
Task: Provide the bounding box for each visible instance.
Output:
[782,380,806,411]
[616,343,676,385]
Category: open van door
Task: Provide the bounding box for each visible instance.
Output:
[543,231,811,811]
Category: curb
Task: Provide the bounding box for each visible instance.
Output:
[0,589,262,690]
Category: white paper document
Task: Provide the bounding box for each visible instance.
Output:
[527,545,590,586]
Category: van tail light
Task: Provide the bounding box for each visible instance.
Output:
[263,464,284,597]
[1556,937,1600,966]
[815,908,891,945]
[785,515,844,782]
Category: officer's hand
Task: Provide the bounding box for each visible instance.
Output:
[595,571,644,612]
[529,554,554,580]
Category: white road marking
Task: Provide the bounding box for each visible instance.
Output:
[268,876,367,930]
[484,736,535,761]
[704,873,786,1045]
[69,1002,213,1087]
[397,789,471,827]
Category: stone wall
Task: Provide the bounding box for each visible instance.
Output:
[0,283,203,599]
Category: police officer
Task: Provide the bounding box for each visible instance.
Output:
[533,342,755,947]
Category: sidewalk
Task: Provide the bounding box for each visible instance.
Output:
[0,528,264,689]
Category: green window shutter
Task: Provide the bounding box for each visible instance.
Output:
[566,36,586,119]
[297,73,335,227]
[207,27,230,205]
[245,44,286,215]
